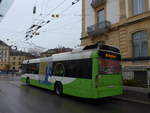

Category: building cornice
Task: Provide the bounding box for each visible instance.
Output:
[104,11,150,33]
[81,11,150,40]
[80,35,88,40]
[117,11,150,28]
[122,56,150,62]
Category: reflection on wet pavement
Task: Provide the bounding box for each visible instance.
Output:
[0,77,149,113]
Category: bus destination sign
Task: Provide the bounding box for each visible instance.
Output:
[99,51,121,60]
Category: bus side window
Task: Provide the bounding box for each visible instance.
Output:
[24,63,39,74]
[52,62,65,76]
[52,59,92,79]
[65,59,92,79]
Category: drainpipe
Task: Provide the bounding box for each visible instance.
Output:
[147,70,150,88]
[148,70,150,98]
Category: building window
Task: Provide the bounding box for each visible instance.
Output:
[97,9,105,23]
[132,0,145,15]
[132,31,148,57]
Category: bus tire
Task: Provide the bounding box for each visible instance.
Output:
[26,77,30,85]
[54,82,63,96]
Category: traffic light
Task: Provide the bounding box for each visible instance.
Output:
[33,6,36,14]
[51,14,60,18]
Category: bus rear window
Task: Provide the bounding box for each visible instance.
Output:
[100,59,121,74]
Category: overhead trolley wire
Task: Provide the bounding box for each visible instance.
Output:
[25,0,81,40]
[25,0,68,39]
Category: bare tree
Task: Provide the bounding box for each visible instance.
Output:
[28,47,45,57]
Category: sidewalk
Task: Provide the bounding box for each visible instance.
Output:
[114,86,150,105]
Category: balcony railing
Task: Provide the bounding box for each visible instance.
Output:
[87,21,111,37]
[91,0,106,8]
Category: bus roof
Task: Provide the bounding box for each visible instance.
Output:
[23,44,120,64]
[52,50,93,61]
[83,43,120,53]
[23,50,93,64]
[23,57,52,64]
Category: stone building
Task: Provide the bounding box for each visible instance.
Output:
[81,0,150,86]
[0,40,10,70]
[9,50,34,71]
[0,40,34,71]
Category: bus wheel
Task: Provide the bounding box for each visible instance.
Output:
[54,82,63,96]
[26,77,30,85]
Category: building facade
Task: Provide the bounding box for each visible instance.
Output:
[0,40,10,70]
[81,0,150,86]
[9,50,34,71]
[0,40,34,71]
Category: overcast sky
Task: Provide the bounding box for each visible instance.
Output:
[0,0,81,51]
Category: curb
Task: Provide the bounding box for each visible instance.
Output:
[113,97,150,105]
[124,86,150,94]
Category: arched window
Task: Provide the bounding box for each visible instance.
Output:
[132,31,148,57]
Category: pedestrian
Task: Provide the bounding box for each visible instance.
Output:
[12,67,16,77]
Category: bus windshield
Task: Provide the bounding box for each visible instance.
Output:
[99,51,121,75]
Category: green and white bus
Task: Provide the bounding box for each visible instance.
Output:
[21,44,123,99]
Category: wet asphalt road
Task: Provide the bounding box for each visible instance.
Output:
[0,76,149,113]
